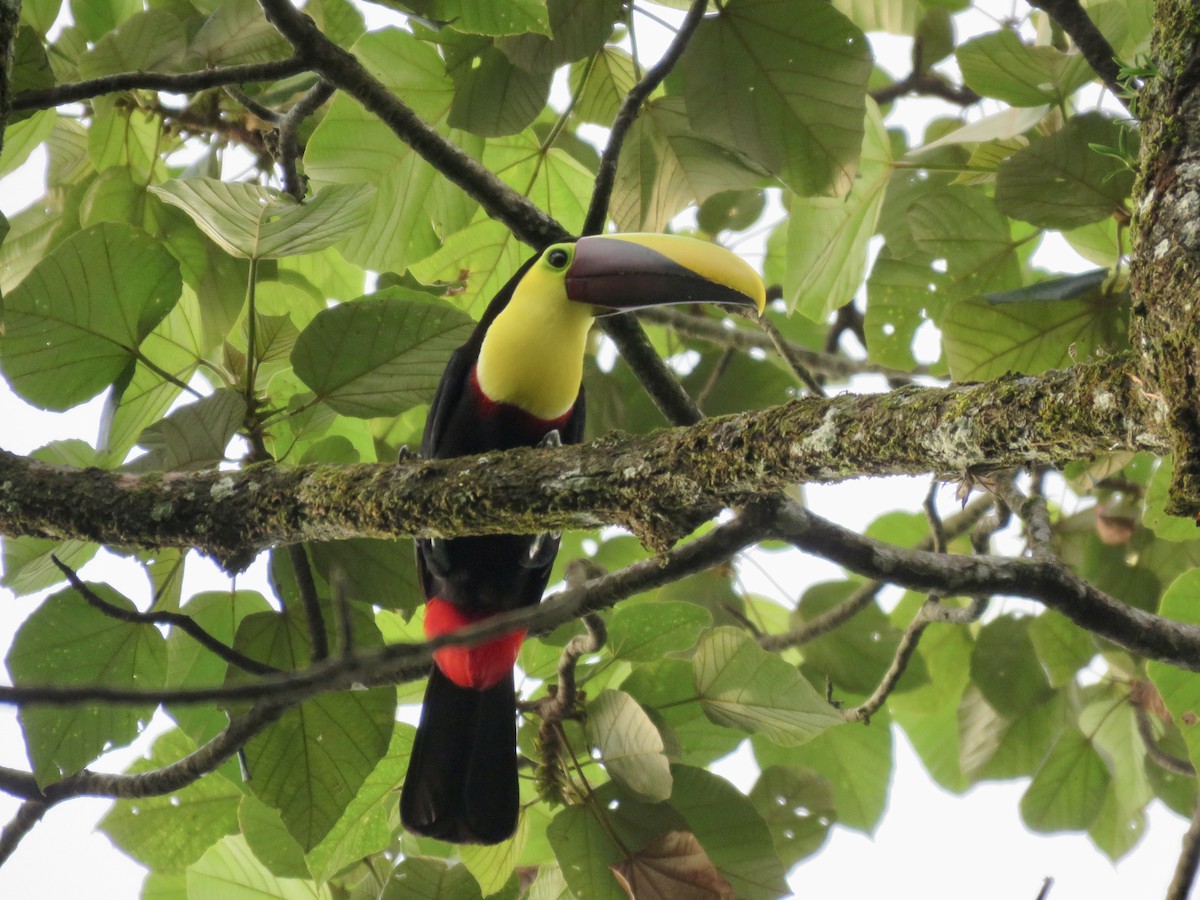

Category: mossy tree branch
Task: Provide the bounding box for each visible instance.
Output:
[0,355,1156,569]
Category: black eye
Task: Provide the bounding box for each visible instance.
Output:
[546,248,569,268]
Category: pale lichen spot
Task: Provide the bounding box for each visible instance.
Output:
[210,477,237,501]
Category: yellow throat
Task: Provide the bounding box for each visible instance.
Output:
[475,262,594,421]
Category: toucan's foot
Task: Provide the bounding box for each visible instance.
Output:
[397,444,416,461]
[537,429,562,449]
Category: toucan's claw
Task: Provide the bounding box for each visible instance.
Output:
[538,429,562,449]
[525,531,560,568]
[397,444,416,461]
[427,537,452,574]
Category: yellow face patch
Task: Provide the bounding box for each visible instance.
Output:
[475,245,594,421]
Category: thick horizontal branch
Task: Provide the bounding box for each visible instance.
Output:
[0,357,1160,568]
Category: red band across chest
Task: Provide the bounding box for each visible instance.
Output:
[468,367,573,432]
[424,598,527,690]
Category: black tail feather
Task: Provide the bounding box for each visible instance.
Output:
[400,666,519,845]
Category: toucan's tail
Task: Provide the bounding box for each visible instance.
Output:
[400,665,519,845]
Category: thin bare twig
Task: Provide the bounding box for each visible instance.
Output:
[1026,0,1131,110]
[257,0,568,248]
[224,86,282,124]
[754,312,827,398]
[637,306,919,382]
[582,0,709,236]
[1168,789,1200,900]
[0,511,768,710]
[0,800,48,867]
[277,79,335,200]
[12,56,312,112]
[1132,702,1195,777]
[287,544,329,662]
[758,494,996,652]
[49,555,278,677]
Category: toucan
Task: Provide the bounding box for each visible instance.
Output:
[400,233,766,844]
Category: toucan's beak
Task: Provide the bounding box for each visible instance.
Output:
[565,234,766,315]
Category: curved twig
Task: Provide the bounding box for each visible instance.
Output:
[0,800,48,867]
[582,0,710,236]
[256,0,568,248]
[12,57,312,112]
[49,555,278,677]
[277,79,335,200]
[1026,0,1130,110]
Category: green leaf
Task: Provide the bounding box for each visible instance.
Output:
[238,795,309,879]
[485,129,595,236]
[8,584,167,786]
[615,95,766,235]
[693,627,843,745]
[749,765,835,867]
[429,0,551,36]
[99,289,207,462]
[995,114,1134,229]
[796,581,928,696]
[569,46,637,126]
[969,616,1054,717]
[907,186,1021,303]
[129,389,247,472]
[832,0,921,34]
[606,601,710,662]
[1028,611,1096,687]
[586,690,673,802]
[291,290,475,418]
[941,288,1129,381]
[166,591,273,746]
[1020,727,1111,832]
[680,0,872,196]
[449,47,552,137]
[78,9,187,78]
[1,537,97,596]
[100,730,242,873]
[189,0,292,65]
[982,269,1110,304]
[306,723,416,883]
[380,857,484,900]
[309,538,423,615]
[409,216,525,317]
[958,29,1093,107]
[460,817,527,896]
[497,0,621,72]
[233,610,395,849]
[1142,456,1200,540]
[667,765,789,900]
[864,248,938,371]
[186,835,331,900]
[621,659,744,767]
[149,179,375,260]
[0,108,55,177]
[1148,569,1200,773]
[754,713,892,834]
[784,100,891,320]
[0,222,181,410]
[69,0,141,41]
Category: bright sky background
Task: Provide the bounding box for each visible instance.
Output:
[0,2,1193,899]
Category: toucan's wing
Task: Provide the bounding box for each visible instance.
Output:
[421,343,474,459]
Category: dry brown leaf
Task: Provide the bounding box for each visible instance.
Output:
[611,830,735,900]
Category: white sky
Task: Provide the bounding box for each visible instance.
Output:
[0,2,1192,899]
